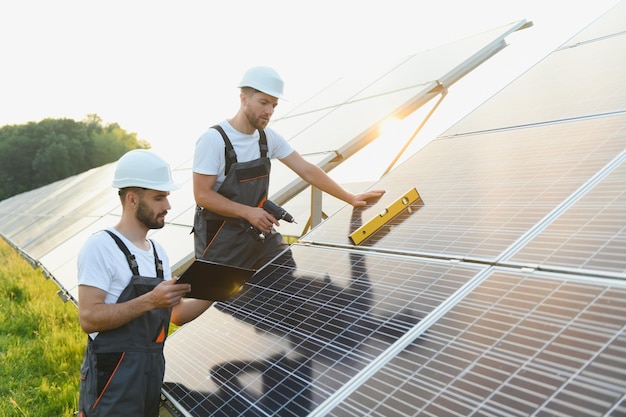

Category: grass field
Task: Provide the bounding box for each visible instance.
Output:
[0,238,84,417]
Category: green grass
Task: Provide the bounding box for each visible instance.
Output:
[0,238,84,417]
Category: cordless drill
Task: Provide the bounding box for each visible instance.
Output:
[248,200,296,241]
[262,200,295,223]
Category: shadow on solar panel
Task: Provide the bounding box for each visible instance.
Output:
[163,207,427,416]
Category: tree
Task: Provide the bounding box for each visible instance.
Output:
[0,115,150,201]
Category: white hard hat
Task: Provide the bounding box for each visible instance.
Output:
[237,66,285,99]
[112,149,179,191]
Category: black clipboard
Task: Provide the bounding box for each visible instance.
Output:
[177,259,256,301]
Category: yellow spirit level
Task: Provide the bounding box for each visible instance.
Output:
[349,188,420,245]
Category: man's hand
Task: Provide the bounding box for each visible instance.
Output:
[245,206,279,234]
[149,278,191,308]
[349,189,386,207]
[79,280,190,334]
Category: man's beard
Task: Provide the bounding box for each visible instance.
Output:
[245,108,269,130]
[136,199,166,229]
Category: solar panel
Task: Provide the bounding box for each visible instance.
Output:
[323,270,626,417]
[268,20,530,205]
[566,0,626,45]
[507,153,626,276]
[272,20,531,147]
[301,115,626,263]
[39,215,119,301]
[0,164,117,257]
[163,244,486,416]
[442,34,626,137]
[276,85,436,157]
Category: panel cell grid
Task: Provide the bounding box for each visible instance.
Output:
[162,245,484,416]
[329,270,626,417]
[302,116,626,265]
[509,157,626,275]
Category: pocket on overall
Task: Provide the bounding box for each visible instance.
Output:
[95,352,124,398]
[78,352,94,414]
[193,208,225,259]
[199,221,262,267]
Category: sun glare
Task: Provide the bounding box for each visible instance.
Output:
[379,117,402,138]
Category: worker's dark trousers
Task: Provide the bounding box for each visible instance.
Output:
[79,346,165,417]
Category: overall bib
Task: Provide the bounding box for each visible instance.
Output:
[79,231,171,417]
[193,126,289,270]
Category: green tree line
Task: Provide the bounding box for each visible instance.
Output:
[0,114,150,201]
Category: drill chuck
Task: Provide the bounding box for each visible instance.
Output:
[263,200,295,223]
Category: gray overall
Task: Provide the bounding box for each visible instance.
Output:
[193,126,289,270]
[78,231,170,417]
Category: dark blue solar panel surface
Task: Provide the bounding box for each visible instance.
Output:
[328,270,626,417]
[163,245,483,416]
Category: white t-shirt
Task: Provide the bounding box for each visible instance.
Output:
[77,228,173,305]
[192,121,294,190]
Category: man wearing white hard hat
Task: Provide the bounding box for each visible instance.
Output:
[77,149,211,416]
[192,66,385,269]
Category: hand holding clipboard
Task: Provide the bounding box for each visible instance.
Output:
[177,260,256,301]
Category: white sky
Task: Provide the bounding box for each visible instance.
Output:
[0,0,621,180]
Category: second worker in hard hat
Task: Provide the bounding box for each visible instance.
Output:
[77,149,212,417]
[192,66,385,270]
